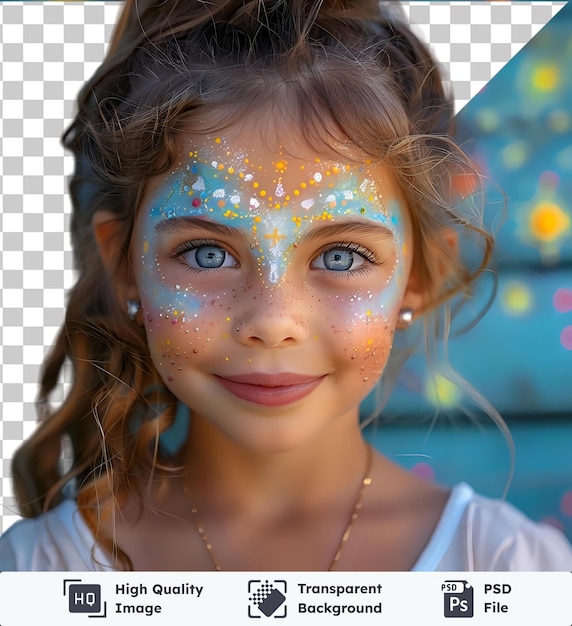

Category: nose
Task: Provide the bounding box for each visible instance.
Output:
[235,286,311,348]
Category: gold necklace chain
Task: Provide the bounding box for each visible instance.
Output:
[187,445,373,572]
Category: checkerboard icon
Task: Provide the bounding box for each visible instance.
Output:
[248,580,287,618]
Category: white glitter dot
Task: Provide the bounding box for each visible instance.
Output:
[192,177,205,191]
[275,183,285,197]
[301,199,314,210]
[313,172,323,182]
[250,198,260,209]
[212,188,225,198]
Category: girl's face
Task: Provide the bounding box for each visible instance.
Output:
[132,134,414,451]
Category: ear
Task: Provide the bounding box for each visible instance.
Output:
[400,228,459,321]
[92,210,140,306]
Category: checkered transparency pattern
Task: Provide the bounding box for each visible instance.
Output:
[0,1,566,532]
[0,1,120,532]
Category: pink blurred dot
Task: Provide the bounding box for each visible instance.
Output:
[553,288,572,313]
[560,326,572,350]
[411,462,435,481]
[540,170,559,187]
[540,516,565,532]
[560,490,572,517]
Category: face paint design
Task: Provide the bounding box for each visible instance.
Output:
[132,135,413,449]
[142,137,406,292]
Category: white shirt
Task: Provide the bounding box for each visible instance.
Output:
[1,483,571,571]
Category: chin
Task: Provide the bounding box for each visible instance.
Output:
[230,428,319,455]
[216,412,332,455]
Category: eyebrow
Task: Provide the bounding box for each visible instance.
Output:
[154,216,249,242]
[299,220,394,243]
[154,215,394,241]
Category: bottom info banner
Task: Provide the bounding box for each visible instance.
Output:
[0,572,570,625]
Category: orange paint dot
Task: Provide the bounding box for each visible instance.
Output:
[214,137,222,144]
[228,167,235,174]
[259,190,267,197]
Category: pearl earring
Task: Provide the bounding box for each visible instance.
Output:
[126,299,140,321]
[397,308,414,328]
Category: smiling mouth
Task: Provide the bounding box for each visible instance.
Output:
[214,373,326,407]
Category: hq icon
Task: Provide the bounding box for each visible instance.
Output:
[63,579,107,618]
[442,580,473,618]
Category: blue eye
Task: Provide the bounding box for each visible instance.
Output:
[195,246,226,268]
[313,246,366,272]
[323,249,354,271]
[181,245,237,269]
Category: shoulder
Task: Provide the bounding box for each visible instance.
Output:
[0,501,113,571]
[414,483,572,571]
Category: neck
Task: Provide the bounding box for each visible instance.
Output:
[181,412,368,520]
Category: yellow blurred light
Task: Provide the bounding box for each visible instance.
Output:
[425,374,460,408]
[502,282,533,315]
[532,65,559,92]
[529,202,571,242]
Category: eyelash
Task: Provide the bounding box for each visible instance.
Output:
[170,238,237,273]
[171,238,222,257]
[316,241,380,265]
[313,242,382,277]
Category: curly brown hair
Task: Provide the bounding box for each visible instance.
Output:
[12,0,491,569]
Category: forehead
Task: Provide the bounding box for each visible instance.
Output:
[142,135,409,228]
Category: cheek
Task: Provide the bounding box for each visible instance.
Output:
[325,282,402,382]
[139,275,242,374]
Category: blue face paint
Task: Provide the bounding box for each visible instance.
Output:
[141,138,407,291]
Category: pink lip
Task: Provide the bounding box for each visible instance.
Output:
[215,372,326,407]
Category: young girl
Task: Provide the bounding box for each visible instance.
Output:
[1,0,571,572]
